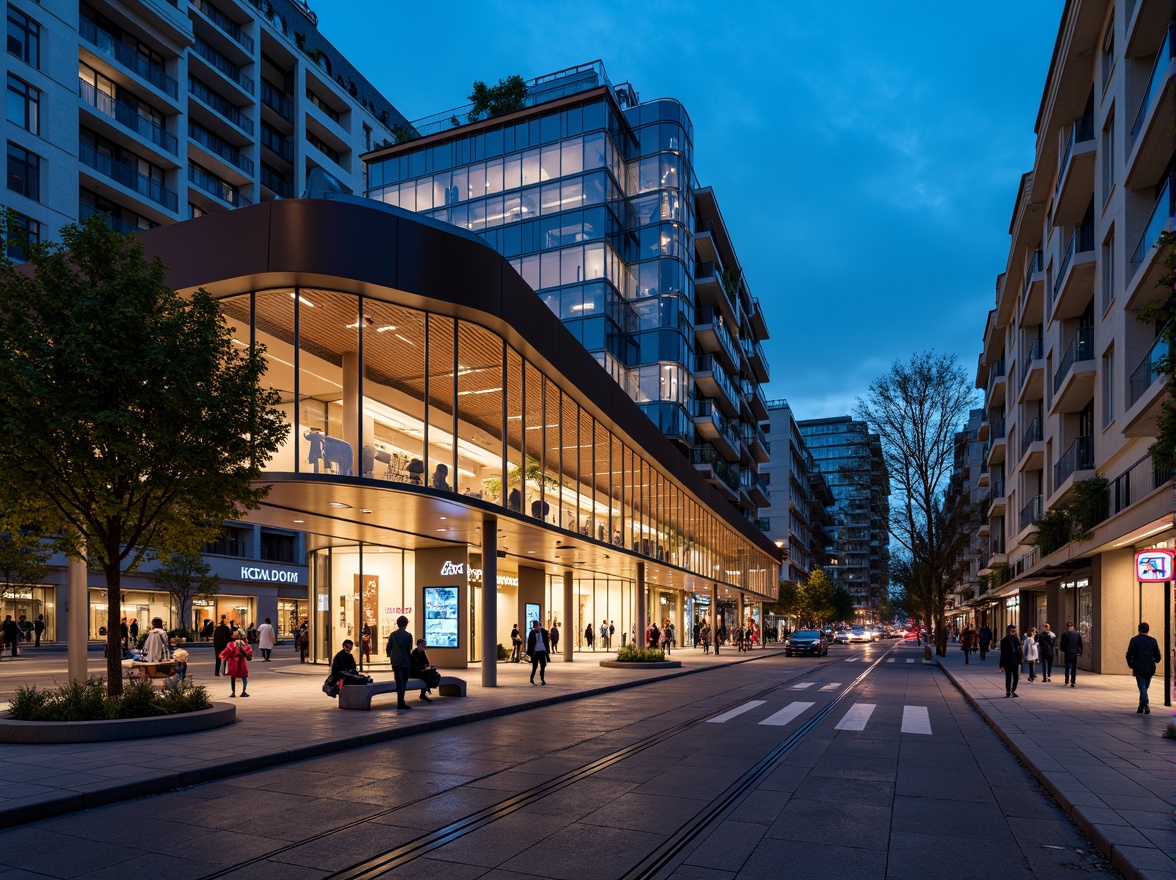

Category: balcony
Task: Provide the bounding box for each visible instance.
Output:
[1019,249,1045,323]
[1019,336,1045,401]
[746,338,770,383]
[1020,417,1044,469]
[747,470,771,507]
[743,380,769,422]
[986,358,1007,407]
[1054,114,1095,226]
[79,142,177,212]
[79,17,178,99]
[1098,452,1175,525]
[188,163,250,207]
[261,165,294,198]
[189,77,254,135]
[192,37,254,95]
[987,477,1006,516]
[987,418,1007,465]
[1126,23,1175,189]
[189,121,254,175]
[694,306,740,375]
[1126,176,1174,310]
[1052,220,1095,320]
[191,0,255,53]
[261,79,295,124]
[749,296,769,339]
[1019,495,1043,534]
[79,202,139,235]
[690,445,739,501]
[1124,324,1172,437]
[695,354,739,417]
[78,79,178,156]
[1052,326,1096,411]
[261,123,295,163]
[748,425,770,463]
[1053,435,1095,495]
[692,399,740,460]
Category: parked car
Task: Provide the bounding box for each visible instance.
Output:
[785,629,829,657]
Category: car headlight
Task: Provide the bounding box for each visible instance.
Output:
[784,640,791,646]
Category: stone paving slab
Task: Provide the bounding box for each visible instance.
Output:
[936,646,1175,880]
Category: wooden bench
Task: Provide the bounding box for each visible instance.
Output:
[337,675,467,710]
[122,660,176,683]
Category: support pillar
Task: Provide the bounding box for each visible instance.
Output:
[563,570,574,662]
[342,351,360,474]
[635,562,647,650]
[67,550,87,684]
[481,515,497,688]
[711,582,720,655]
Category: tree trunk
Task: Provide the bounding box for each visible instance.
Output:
[104,563,123,696]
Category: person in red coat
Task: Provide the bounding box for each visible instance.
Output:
[218,632,252,698]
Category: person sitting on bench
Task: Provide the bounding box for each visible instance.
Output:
[328,639,372,691]
[409,638,442,702]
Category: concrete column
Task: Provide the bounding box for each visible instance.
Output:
[636,562,647,650]
[481,515,497,688]
[711,582,720,655]
[562,569,573,662]
[342,351,360,470]
[67,549,87,684]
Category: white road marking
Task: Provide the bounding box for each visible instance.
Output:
[706,700,765,723]
[759,701,815,727]
[906,659,915,664]
[886,658,895,663]
[790,682,815,689]
[845,658,857,663]
[902,705,932,735]
[834,703,876,731]
[819,682,842,690]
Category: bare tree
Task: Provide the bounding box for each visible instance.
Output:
[855,352,976,655]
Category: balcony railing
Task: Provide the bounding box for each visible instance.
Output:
[1054,435,1094,488]
[191,0,254,52]
[261,79,295,123]
[1129,176,1174,280]
[1021,248,1043,298]
[988,357,1006,387]
[1053,219,1095,298]
[990,477,1005,498]
[690,445,740,494]
[696,353,738,406]
[1130,23,1174,142]
[79,17,178,98]
[261,165,294,198]
[78,79,177,155]
[1021,417,1042,458]
[188,163,250,207]
[192,37,253,94]
[990,417,1006,441]
[1020,336,1043,385]
[1129,324,1171,407]
[693,398,740,451]
[189,121,254,174]
[261,124,295,162]
[189,76,254,134]
[1053,326,1094,393]
[1019,495,1043,533]
[1095,452,1174,526]
[79,202,139,235]
[1056,113,1094,195]
[696,306,741,368]
[79,142,177,211]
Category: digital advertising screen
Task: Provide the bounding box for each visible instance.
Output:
[525,603,540,631]
[424,587,459,648]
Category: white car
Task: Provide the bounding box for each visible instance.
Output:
[847,627,871,643]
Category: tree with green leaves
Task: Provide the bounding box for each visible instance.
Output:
[0,514,54,613]
[467,75,527,122]
[766,579,798,619]
[0,216,288,693]
[797,567,835,625]
[855,352,977,656]
[152,550,220,636]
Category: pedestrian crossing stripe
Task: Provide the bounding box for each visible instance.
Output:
[760,701,814,726]
[845,658,857,662]
[902,705,931,734]
[834,703,876,731]
[706,700,765,723]
[819,682,841,690]
[886,658,895,663]
[790,682,815,689]
[905,659,914,663]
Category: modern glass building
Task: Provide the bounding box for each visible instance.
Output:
[140,198,781,676]
[363,62,772,532]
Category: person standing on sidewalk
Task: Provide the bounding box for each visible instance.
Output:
[1037,623,1057,682]
[1023,627,1039,681]
[509,624,521,662]
[213,616,231,676]
[1126,622,1162,714]
[219,631,252,697]
[386,615,414,710]
[527,619,550,685]
[978,624,992,660]
[999,624,1024,697]
[960,626,975,664]
[33,614,44,647]
[257,618,275,661]
[1059,621,1082,687]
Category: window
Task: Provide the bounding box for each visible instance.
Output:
[6,75,37,134]
[1100,113,1114,204]
[4,210,38,261]
[1100,13,1114,92]
[6,7,38,68]
[1101,230,1115,313]
[1101,344,1114,427]
[6,142,39,200]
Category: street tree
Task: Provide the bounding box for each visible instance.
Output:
[766,579,799,622]
[152,550,220,637]
[0,217,288,693]
[855,351,976,655]
[829,586,855,623]
[798,567,835,625]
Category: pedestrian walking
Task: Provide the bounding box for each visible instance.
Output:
[1126,622,1162,714]
[212,616,232,676]
[128,618,139,646]
[600,620,610,650]
[550,621,560,655]
[1037,623,1057,681]
[359,623,373,667]
[297,621,309,662]
[1023,627,1039,681]
[584,622,595,651]
[526,619,550,685]
[648,621,661,650]
[119,617,129,649]
[32,613,44,647]
[1,615,20,657]
[608,620,615,648]
[510,624,522,662]
[257,617,275,661]
[1059,621,1082,687]
[978,624,992,660]
[700,623,711,654]
[960,625,975,664]
[218,631,252,697]
[385,615,414,710]
[999,624,1023,697]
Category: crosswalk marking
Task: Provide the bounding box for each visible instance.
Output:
[706,700,765,723]
[790,682,815,689]
[834,703,876,731]
[906,659,915,664]
[845,658,857,663]
[819,682,841,691]
[902,705,931,735]
[886,658,895,663]
[759,701,814,727]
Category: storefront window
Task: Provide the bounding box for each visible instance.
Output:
[310,545,413,666]
[2,586,53,642]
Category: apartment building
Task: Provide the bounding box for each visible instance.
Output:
[1,0,411,640]
[362,62,774,533]
[796,416,890,620]
[974,0,1173,673]
[764,400,833,585]
[946,408,990,629]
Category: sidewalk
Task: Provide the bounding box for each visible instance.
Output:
[936,646,1175,880]
[0,644,775,830]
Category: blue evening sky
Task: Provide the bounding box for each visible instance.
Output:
[314,0,1066,421]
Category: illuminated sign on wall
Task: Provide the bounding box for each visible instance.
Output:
[240,567,300,583]
[1136,549,1174,582]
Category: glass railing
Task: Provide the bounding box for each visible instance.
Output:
[1130,23,1174,141]
[189,121,254,174]
[79,142,177,211]
[1020,337,1044,385]
[1021,248,1043,298]
[188,163,249,206]
[78,79,177,155]
[191,0,254,52]
[1054,219,1095,297]
[990,477,1005,498]
[192,37,253,94]
[260,165,294,198]
[988,357,1006,387]
[79,17,178,98]
[1129,176,1173,279]
[1019,495,1043,532]
[1054,435,1094,488]
[261,123,295,162]
[695,260,719,281]
[79,202,139,235]
[1021,417,1042,458]
[261,79,295,122]
[990,418,1006,441]
[1053,325,1094,392]
[189,76,254,134]
[1056,113,1094,194]
[690,444,740,494]
[1128,324,1171,406]
[696,354,738,405]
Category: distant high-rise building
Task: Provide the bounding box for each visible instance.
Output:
[764,400,833,584]
[797,416,890,619]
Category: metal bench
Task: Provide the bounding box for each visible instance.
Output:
[337,675,467,710]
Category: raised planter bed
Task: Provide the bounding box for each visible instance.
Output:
[598,660,682,669]
[0,704,236,744]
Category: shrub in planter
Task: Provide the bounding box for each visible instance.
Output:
[496,643,509,661]
[8,678,212,721]
[615,646,666,662]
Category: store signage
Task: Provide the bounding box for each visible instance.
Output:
[1135,549,1174,582]
[383,606,413,615]
[240,566,300,583]
[466,567,519,587]
[1005,598,1018,609]
[439,560,465,576]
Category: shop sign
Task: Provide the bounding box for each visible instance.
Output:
[1135,549,1174,582]
[383,606,413,615]
[239,566,300,584]
[439,560,465,576]
[1005,597,1018,609]
[466,567,518,587]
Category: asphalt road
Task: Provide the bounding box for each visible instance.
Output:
[0,642,1119,880]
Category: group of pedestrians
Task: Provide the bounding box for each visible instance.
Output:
[0,614,42,656]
